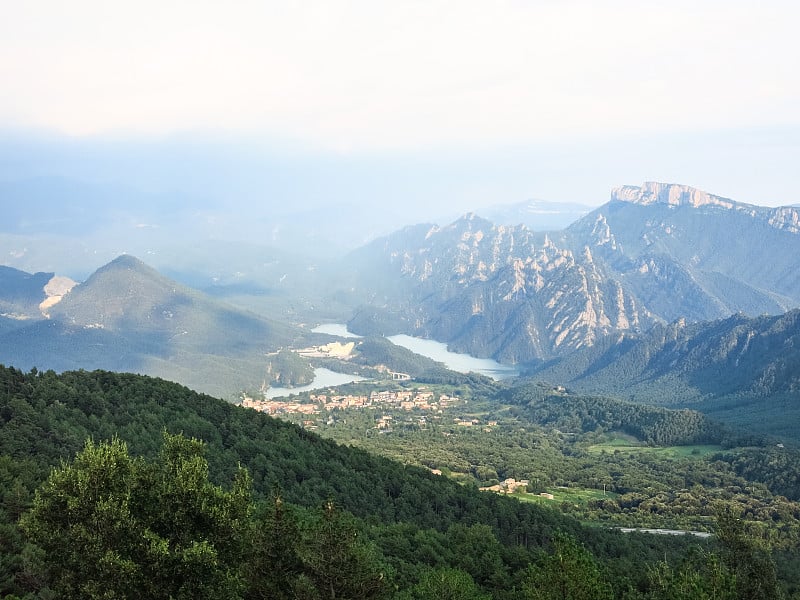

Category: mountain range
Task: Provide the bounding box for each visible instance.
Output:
[342,182,800,365]
[1,181,798,424]
[559,182,800,322]
[2,178,800,598]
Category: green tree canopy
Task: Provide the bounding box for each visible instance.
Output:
[21,433,251,600]
[402,567,490,600]
[519,533,613,600]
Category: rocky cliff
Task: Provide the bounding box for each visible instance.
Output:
[611,181,800,233]
[347,214,653,363]
[344,183,800,364]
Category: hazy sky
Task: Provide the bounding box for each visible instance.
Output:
[1,0,799,209]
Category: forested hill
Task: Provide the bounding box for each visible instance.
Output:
[0,365,689,596]
[1,364,503,525]
[525,309,800,440]
[498,384,730,447]
[2,365,788,598]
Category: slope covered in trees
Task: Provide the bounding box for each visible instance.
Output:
[525,310,800,440]
[0,366,797,598]
[499,384,728,446]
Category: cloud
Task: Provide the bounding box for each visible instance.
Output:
[1,0,799,151]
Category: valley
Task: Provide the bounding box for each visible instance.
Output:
[4,2,800,594]
[2,181,800,598]
[261,377,800,544]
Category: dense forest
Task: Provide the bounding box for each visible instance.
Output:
[0,366,798,598]
[523,310,800,441]
[498,384,731,446]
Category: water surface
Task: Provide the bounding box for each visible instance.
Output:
[311,323,362,337]
[265,367,365,399]
[387,334,518,380]
[312,323,518,380]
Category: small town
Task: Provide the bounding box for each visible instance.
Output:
[240,387,461,421]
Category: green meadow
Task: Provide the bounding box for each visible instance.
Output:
[586,438,724,459]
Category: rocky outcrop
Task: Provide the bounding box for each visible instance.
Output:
[611,182,800,234]
[39,275,77,316]
[612,182,736,209]
[347,215,652,363]
[345,182,800,365]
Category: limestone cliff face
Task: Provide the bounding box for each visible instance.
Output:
[611,182,800,234]
[768,206,800,234]
[562,182,800,324]
[349,214,652,363]
[612,182,736,209]
[346,182,800,365]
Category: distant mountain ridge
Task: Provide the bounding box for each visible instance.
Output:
[0,265,75,318]
[476,198,592,231]
[611,181,800,233]
[342,182,800,364]
[0,266,53,319]
[561,182,800,323]
[345,213,654,362]
[0,255,310,397]
[0,265,76,338]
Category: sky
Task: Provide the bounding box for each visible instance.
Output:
[1,0,799,211]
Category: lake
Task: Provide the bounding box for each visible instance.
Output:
[312,324,518,380]
[386,334,518,380]
[264,368,366,399]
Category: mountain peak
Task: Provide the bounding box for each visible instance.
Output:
[91,254,164,281]
[611,182,736,210]
[50,255,186,333]
[103,254,150,271]
[451,212,495,230]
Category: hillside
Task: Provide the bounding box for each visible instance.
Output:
[0,256,313,397]
[525,310,800,440]
[0,366,742,598]
[0,265,76,320]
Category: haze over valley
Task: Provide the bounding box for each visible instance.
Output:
[3,179,799,440]
[3,2,800,598]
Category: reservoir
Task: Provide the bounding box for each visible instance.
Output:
[264,368,366,399]
[311,324,518,381]
[386,334,518,380]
